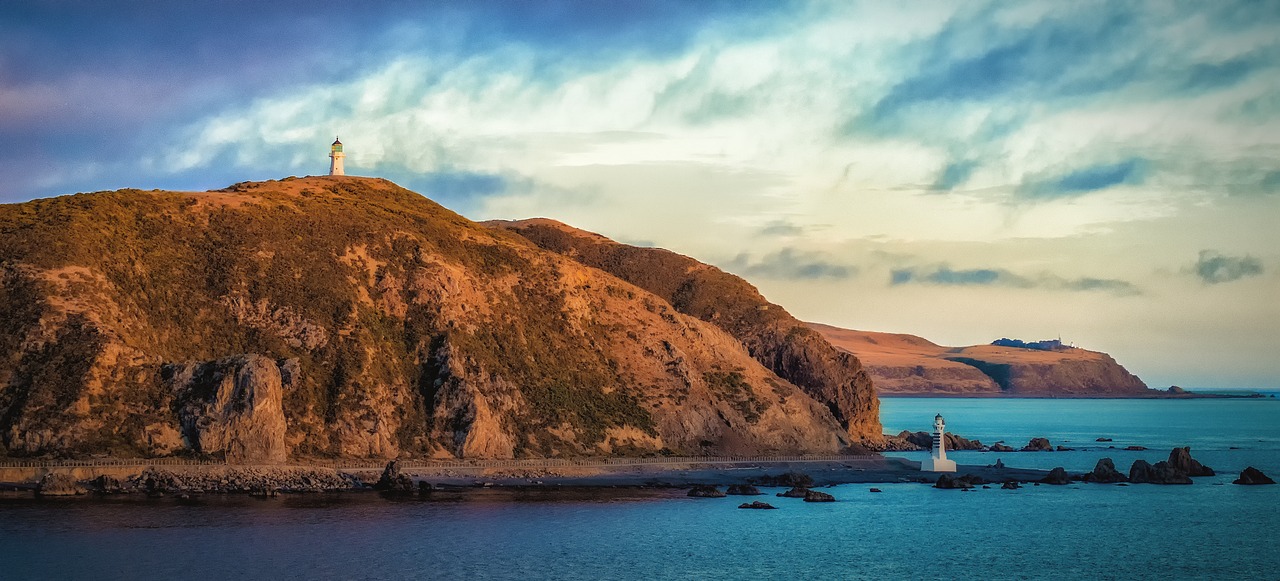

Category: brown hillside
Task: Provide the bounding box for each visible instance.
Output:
[0,176,853,460]
[810,323,1152,396]
[487,219,882,443]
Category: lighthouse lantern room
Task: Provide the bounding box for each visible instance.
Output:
[329,137,345,176]
[920,413,958,472]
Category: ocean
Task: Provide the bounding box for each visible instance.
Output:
[2,397,1277,580]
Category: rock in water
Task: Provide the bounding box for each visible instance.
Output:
[989,442,1015,452]
[1039,467,1071,485]
[1083,458,1128,483]
[1022,437,1053,452]
[1167,447,1214,477]
[1129,459,1192,484]
[726,484,761,496]
[1233,467,1276,485]
[1000,481,1021,490]
[738,501,777,509]
[374,460,415,492]
[934,474,988,489]
[688,485,726,498]
[36,472,86,496]
[776,487,810,498]
[803,490,836,502]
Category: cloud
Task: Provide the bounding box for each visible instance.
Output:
[890,265,1140,296]
[758,220,804,236]
[726,248,855,281]
[1193,250,1264,284]
[1019,158,1147,199]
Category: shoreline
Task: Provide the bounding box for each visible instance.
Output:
[0,456,1053,497]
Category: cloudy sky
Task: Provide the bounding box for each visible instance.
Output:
[3,1,1278,389]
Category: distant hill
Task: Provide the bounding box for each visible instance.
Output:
[0,177,864,461]
[809,324,1155,397]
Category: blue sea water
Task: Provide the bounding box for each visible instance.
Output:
[2,398,1278,580]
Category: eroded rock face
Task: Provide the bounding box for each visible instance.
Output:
[168,354,288,464]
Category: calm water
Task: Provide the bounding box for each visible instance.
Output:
[3,397,1278,580]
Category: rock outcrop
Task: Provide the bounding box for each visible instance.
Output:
[803,490,835,502]
[776,487,810,498]
[934,474,988,489]
[0,177,854,460]
[1167,447,1214,477]
[1023,438,1054,452]
[1039,467,1071,485]
[688,485,726,498]
[810,324,1155,397]
[892,430,984,451]
[1128,460,1192,485]
[738,501,777,509]
[1233,467,1276,485]
[489,219,882,444]
[726,484,761,495]
[374,460,415,493]
[1083,458,1128,483]
[36,472,87,496]
[168,355,289,463]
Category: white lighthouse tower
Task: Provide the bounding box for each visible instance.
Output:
[920,413,957,472]
[329,137,345,176]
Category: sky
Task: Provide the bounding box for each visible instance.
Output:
[2,1,1278,389]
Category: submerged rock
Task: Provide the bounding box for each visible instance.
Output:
[1124,445,1147,451]
[1167,447,1214,477]
[726,484,762,496]
[688,485,726,498]
[1083,458,1128,483]
[803,490,836,502]
[1096,437,1113,442]
[738,501,777,509]
[1233,467,1275,485]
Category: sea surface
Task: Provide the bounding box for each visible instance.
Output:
[3,397,1279,580]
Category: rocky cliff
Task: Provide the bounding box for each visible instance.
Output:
[487,219,881,443]
[0,177,855,460]
[810,324,1154,397]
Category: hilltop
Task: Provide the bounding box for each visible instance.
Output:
[809,324,1155,397]
[0,176,873,461]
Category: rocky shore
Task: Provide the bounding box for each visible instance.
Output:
[8,447,1271,500]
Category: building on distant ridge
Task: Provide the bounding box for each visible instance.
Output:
[329,137,345,176]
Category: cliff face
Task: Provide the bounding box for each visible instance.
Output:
[487,219,882,443]
[810,324,1152,397]
[0,177,852,460]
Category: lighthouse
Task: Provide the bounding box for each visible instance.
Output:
[329,137,345,176]
[920,413,957,472]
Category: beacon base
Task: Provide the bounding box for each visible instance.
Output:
[920,457,957,472]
